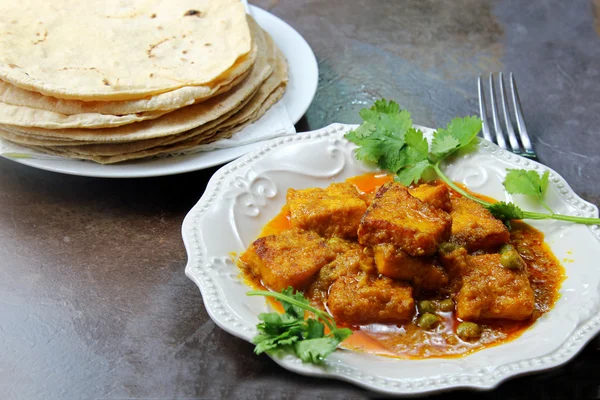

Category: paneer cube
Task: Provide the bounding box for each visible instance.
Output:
[362,191,376,207]
[456,254,535,321]
[327,275,415,324]
[409,182,451,212]
[450,196,510,252]
[438,245,470,295]
[307,245,376,304]
[239,228,335,291]
[373,243,448,290]
[287,182,367,239]
[358,182,452,256]
[325,237,364,255]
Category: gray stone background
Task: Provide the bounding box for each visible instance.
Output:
[0,0,599,399]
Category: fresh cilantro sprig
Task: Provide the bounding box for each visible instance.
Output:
[345,99,600,226]
[246,287,352,364]
[503,169,552,213]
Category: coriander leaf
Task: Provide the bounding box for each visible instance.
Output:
[294,337,339,364]
[304,318,325,339]
[247,289,352,365]
[281,286,309,319]
[390,128,432,184]
[345,100,412,172]
[486,201,525,221]
[442,116,483,148]
[503,169,549,200]
[370,98,400,115]
[430,135,460,159]
[257,312,300,328]
[432,116,482,159]
[403,127,429,161]
[503,169,553,213]
[395,160,432,186]
[379,109,412,137]
[253,332,300,354]
[379,144,408,174]
[332,327,353,342]
[344,123,382,164]
[540,170,549,193]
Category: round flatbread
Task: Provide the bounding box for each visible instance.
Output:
[0,102,171,129]
[23,86,286,164]
[0,43,257,115]
[0,0,252,100]
[0,17,272,142]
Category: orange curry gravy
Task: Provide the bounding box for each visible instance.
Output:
[240,173,565,359]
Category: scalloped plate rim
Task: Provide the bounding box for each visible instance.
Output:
[182,122,600,395]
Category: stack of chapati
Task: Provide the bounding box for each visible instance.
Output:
[0,0,288,164]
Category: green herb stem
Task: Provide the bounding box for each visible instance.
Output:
[522,211,600,225]
[247,290,337,332]
[539,201,554,214]
[432,163,488,206]
[432,163,600,225]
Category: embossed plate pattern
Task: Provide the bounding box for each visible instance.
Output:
[182,123,600,395]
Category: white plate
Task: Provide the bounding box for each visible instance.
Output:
[182,123,600,396]
[2,5,318,178]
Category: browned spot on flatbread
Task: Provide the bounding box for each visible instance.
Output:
[594,0,600,36]
[147,38,170,58]
[8,63,19,68]
[184,9,202,17]
[204,43,212,47]
[61,66,100,72]
[150,13,156,18]
[182,50,188,54]
[31,29,47,45]
[149,73,154,78]
[102,78,110,86]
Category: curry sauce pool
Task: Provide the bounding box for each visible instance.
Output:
[238,172,565,359]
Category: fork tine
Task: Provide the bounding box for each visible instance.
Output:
[477,75,493,142]
[510,73,537,158]
[488,73,507,150]
[499,72,522,154]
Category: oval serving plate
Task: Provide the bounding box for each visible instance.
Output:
[182,123,600,396]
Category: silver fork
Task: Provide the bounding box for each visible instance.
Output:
[477,73,537,159]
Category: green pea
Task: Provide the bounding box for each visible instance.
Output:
[456,322,482,341]
[417,313,440,330]
[439,242,460,254]
[499,244,515,254]
[500,251,523,270]
[438,299,455,312]
[417,300,436,314]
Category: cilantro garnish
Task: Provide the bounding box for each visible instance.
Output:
[346,99,600,226]
[503,169,552,212]
[486,201,525,221]
[247,287,352,364]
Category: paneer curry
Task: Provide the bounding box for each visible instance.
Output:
[238,173,564,359]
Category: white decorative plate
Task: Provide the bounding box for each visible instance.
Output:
[182,123,600,395]
[2,5,318,178]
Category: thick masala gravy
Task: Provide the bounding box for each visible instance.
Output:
[239,173,565,359]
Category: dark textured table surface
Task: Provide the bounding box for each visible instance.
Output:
[2,1,600,399]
